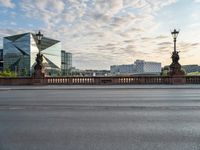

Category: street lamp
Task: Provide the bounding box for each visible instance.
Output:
[168,29,185,76]
[33,30,45,78]
[171,29,179,52]
[36,30,43,52]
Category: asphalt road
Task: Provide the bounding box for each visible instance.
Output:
[1,86,200,150]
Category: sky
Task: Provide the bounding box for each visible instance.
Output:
[0,0,200,70]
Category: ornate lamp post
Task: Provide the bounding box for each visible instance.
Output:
[168,29,185,76]
[33,31,45,78]
[36,31,43,51]
[171,29,179,53]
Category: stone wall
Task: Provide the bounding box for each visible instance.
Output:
[0,76,200,85]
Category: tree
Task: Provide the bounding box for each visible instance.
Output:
[0,70,16,77]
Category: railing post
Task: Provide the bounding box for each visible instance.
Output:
[171,76,186,85]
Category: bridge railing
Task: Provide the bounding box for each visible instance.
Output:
[46,77,96,85]
[186,76,200,84]
[0,76,200,85]
[0,77,33,85]
[45,76,173,85]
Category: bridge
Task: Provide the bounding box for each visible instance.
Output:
[0,76,200,85]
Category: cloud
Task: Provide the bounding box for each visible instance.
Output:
[91,0,123,19]
[194,0,200,3]
[20,0,65,29]
[155,35,168,39]
[158,42,172,45]
[5,0,200,69]
[33,0,65,14]
[0,0,15,8]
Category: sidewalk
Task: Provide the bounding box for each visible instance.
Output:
[1,85,200,90]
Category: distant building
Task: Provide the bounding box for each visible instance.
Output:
[82,70,110,77]
[110,64,136,75]
[182,65,200,73]
[135,60,161,75]
[0,49,3,71]
[3,33,61,76]
[110,59,161,75]
[61,50,72,76]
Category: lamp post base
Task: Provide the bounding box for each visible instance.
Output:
[168,62,185,76]
[33,70,45,79]
[32,52,45,79]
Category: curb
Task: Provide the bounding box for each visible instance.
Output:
[1,85,200,91]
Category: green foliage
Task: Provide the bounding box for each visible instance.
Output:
[181,68,186,75]
[161,70,169,76]
[20,68,28,77]
[0,70,16,77]
[187,72,200,76]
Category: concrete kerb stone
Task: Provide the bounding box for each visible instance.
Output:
[1,85,200,91]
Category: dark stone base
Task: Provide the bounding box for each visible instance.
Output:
[171,76,186,85]
[32,79,45,85]
[168,62,185,76]
[32,70,45,79]
[168,70,185,76]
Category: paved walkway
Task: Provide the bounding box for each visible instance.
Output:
[1,84,200,90]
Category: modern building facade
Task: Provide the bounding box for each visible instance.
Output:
[3,33,61,76]
[110,64,136,75]
[182,65,200,73]
[81,70,110,77]
[61,50,72,76]
[0,49,3,71]
[135,60,161,75]
[110,59,161,75]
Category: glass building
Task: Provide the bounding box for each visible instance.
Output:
[3,33,61,76]
[61,50,72,76]
[0,49,3,71]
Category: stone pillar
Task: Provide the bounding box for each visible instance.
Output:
[171,75,186,85]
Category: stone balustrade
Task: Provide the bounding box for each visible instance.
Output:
[1,76,200,85]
